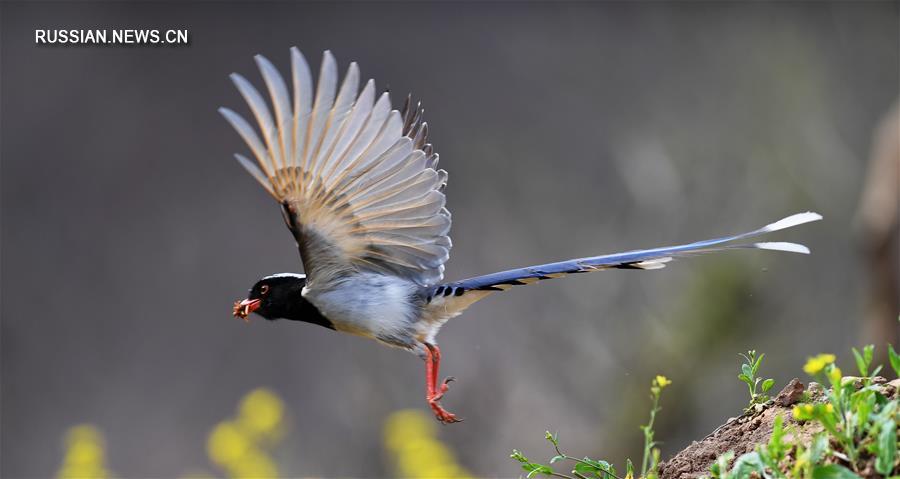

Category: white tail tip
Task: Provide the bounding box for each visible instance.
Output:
[754,242,811,254]
[762,212,823,233]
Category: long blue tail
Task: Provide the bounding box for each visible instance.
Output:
[435,212,821,296]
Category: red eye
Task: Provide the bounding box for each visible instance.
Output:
[260,284,270,295]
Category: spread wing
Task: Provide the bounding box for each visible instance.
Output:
[220,49,451,286]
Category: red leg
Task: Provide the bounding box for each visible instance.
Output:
[424,343,460,424]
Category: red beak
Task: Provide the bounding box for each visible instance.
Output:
[232,298,261,322]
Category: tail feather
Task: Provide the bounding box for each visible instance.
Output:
[432,212,821,298]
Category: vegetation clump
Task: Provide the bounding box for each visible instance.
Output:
[511,345,900,479]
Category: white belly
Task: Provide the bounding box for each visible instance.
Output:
[301,273,420,343]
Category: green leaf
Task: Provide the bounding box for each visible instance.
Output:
[753,353,765,376]
[550,455,565,464]
[876,419,897,476]
[889,343,900,378]
[870,401,898,427]
[852,347,868,377]
[708,451,734,478]
[871,364,883,378]
[574,461,600,476]
[855,394,874,430]
[812,464,862,479]
[738,373,751,384]
[762,378,775,393]
[768,414,785,454]
[741,363,753,379]
[584,458,613,471]
[808,433,828,464]
[731,452,765,477]
[525,463,554,478]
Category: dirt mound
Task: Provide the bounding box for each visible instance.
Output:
[658,378,898,479]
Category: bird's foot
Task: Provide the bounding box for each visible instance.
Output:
[428,377,461,424]
[429,400,461,424]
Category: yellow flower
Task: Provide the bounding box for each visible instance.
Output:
[827,366,842,386]
[825,404,834,414]
[237,388,285,440]
[655,375,671,388]
[792,404,816,420]
[384,409,473,479]
[206,388,288,479]
[57,424,111,479]
[803,354,836,375]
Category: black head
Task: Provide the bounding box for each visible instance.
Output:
[232,273,332,329]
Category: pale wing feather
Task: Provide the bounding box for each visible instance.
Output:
[290,48,313,169]
[254,55,292,167]
[222,48,451,286]
[229,74,282,181]
[234,153,276,197]
[219,108,272,177]
[320,80,376,181]
[312,62,359,179]
[325,93,393,184]
[305,51,337,172]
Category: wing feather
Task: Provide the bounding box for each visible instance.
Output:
[222,48,451,286]
[305,51,338,172]
[290,48,313,171]
[312,62,359,179]
[229,74,283,181]
[219,107,272,178]
[234,153,276,197]
[321,79,376,181]
[325,92,393,185]
[254,55,292,168]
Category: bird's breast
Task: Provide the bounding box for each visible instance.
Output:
[302,273,421,341]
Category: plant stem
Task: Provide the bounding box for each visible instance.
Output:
[552,443,622,479]
[641,398,660,477]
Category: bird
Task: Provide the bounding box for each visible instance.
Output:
[221,48,822,424]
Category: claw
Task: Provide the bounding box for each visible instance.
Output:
[429,399,462,424]
[438,376,455,395]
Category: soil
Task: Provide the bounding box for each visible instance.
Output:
[657,378,900,479]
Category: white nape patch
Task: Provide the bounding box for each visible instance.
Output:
[263,272,307,280]
[753,242,811,254]
[761,212,823,233]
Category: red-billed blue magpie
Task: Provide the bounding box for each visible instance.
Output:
[223,49,822,423]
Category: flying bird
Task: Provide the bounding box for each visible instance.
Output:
[221,48,822,423]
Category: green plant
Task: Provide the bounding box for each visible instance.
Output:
[851,345,882,385]
[510,433,619,479]
[792,350,897,472]
[639,376,670,479]
[510,376,671,479]
[737,350,775,411]
[706,346,899,478]
[888,343,900,378]
[512,346,899,479]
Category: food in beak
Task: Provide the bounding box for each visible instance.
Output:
[232,298,261,321]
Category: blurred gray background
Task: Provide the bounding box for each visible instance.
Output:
[2,2,898,478]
